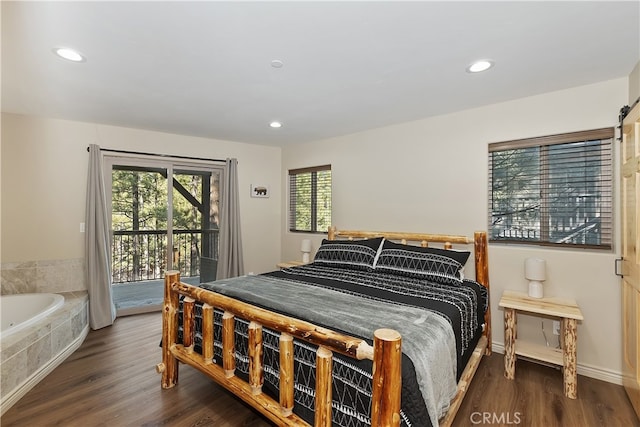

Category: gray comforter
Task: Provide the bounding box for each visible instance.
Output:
[201,273,458,426]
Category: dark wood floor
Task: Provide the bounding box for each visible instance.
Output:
[454,348,639,427]
[2,312,638,427]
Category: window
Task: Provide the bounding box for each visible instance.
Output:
[488,128,613,249]
[288,165,332,233]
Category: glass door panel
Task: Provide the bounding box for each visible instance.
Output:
[172,168,220,283]
[111,165,169,283]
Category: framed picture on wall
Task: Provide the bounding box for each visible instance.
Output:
[250,184,270,198]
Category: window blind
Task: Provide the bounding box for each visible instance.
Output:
[488,128,613,249]
[288,165,332,233]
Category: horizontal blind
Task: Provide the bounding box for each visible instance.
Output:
[488,128,613,249]
[289,165,331,233]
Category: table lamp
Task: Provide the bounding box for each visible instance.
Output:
[301,239,312,263]
[525,257,546,298]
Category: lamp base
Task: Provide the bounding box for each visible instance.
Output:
[302,253,310,263]
[528,281,544,299]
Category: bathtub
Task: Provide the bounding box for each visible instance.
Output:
[0,293,65,339]
[0,291,89,416]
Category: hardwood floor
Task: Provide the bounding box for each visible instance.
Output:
[453,350,639,427]
[2,312,271,427]
[2,312,638,426]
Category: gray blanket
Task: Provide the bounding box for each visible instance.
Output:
[202,274,458,425]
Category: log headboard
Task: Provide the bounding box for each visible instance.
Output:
[327,226,491,354]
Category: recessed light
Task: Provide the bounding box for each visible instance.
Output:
[466,60,493,73]
[269,121,282,128]
[271,59,284,68]
[53,47,85,62]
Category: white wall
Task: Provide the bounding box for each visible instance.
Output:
[281,77,628,383]
[1,113,282,283]
[629,60,639,104]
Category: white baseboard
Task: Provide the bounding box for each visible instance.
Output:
[491,341,623,385]
[0,324,90,416]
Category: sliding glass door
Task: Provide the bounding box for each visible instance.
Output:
[105,156,222,313]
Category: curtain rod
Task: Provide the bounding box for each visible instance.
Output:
[86,146,227,163]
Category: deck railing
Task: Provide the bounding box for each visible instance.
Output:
[492,217,602,245]
[112,229,219,283]
[491,194,605,246]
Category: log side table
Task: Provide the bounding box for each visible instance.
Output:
[499,290,584,399]
[276,260,308,269]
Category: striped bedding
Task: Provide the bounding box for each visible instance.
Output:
[179,263,487,426]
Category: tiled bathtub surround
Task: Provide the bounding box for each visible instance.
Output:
[0,291,89,415]
[0,259,86,295]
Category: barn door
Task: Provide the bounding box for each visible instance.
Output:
[621,100,640,419]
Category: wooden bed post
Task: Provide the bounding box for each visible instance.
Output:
[328,225,336,240]
[202,303,214,364]
[157,270,180,389]
[182,297,196,352]
[248,321,264,395]
[279,333,295,416]
[222,311,236,378]
[474,231,492,355]
[371,329,402,427]
[315,346,334,426]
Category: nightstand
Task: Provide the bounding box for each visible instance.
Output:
[499,290,584,399]
[276,261,307,269]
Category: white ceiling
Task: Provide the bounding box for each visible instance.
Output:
[2,1,639,147]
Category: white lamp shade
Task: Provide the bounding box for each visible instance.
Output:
[525,258,546,281]
[301,239,312,263]
[525,258,546,298]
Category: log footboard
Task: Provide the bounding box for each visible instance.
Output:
[158,270,402,427]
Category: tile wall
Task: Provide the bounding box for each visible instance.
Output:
[0,259,86,295]
[0,291,89,414]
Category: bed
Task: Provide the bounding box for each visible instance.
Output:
[157,227,491,426]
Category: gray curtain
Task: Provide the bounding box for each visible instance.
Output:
[85,144,116,329]
[216,158,244,279]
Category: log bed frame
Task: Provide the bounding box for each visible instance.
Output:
[156,227,491,427]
